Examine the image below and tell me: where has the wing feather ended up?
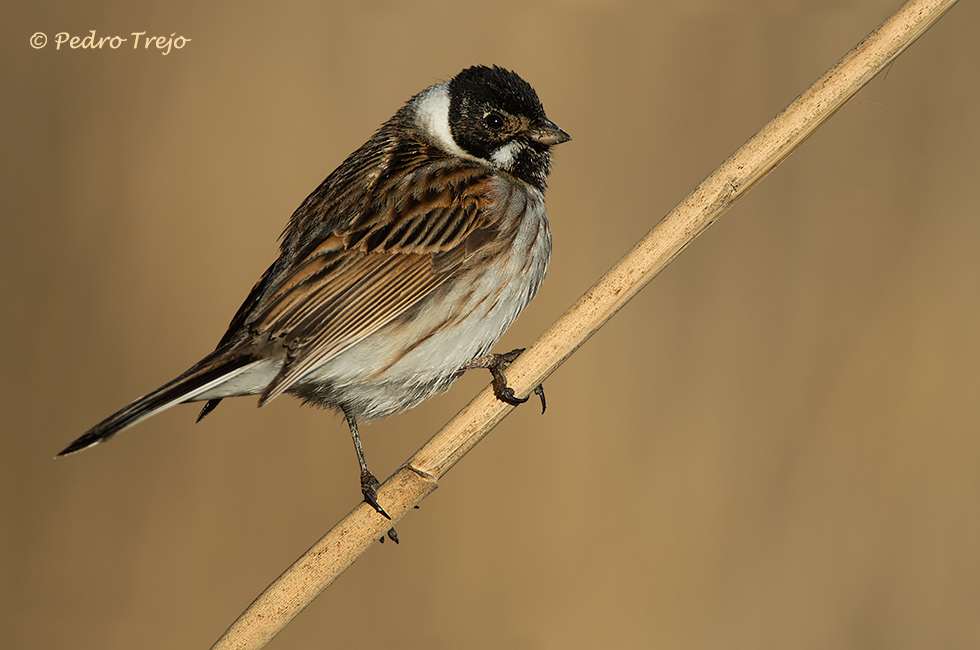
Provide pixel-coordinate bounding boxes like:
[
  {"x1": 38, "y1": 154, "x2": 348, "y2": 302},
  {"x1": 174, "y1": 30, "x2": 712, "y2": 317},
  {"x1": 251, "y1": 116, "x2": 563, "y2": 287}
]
[{"x1": 237, "y1": 135, "x2": 504, "y2": 404}]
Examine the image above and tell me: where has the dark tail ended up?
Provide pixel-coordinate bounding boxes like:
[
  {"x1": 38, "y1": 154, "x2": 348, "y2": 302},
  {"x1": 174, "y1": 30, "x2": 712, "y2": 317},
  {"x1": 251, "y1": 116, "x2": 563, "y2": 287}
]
[{"x1": 57, "y1": 350, "x2": 259, "y2": 457}]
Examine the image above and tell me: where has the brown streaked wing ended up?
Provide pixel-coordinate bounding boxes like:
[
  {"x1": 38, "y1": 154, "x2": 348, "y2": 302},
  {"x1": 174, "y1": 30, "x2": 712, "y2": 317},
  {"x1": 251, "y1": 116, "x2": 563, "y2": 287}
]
[{"x1": 252, "y1": 161, "x2": 500, "y2": 404}]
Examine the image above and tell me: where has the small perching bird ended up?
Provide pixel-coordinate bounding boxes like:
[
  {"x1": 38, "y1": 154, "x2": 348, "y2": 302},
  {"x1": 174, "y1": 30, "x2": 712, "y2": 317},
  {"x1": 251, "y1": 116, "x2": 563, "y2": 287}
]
[{"x1": 58, "y1": 65, "x2": 570, "y2": 535}]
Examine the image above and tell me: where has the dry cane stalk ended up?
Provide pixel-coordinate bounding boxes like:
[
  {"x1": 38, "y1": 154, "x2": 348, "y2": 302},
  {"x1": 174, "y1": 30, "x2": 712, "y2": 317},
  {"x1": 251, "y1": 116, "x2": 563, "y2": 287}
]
[{"x1": 210, "y1": 0, "x2": 959, "y2": 647}]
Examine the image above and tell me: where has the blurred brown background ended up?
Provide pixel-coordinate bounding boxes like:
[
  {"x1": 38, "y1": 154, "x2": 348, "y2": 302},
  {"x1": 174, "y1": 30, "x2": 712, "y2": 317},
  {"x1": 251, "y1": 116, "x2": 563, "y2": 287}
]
[{"x1": 4, "y1": 1, "x2": 978, "y2": 648}]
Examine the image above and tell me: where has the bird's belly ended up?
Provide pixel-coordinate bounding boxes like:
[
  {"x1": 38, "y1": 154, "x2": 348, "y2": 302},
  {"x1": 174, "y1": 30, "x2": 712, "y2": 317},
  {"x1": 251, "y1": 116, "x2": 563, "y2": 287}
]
[{"x1": 293, "y1": 208, "x2": 550, "y2": 420}]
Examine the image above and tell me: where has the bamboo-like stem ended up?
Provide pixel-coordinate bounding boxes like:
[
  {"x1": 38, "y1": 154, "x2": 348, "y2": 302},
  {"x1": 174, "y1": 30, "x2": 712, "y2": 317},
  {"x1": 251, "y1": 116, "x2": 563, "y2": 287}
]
[{"x1": 210, "y1": 0, "x2": 958, "y2": 647}]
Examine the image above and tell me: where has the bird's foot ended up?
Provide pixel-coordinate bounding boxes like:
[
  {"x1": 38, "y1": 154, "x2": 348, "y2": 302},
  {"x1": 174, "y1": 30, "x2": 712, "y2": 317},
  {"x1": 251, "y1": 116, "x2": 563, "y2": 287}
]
[{"x1": 461, "y1": 348, "x2": 546, "y2": 414}]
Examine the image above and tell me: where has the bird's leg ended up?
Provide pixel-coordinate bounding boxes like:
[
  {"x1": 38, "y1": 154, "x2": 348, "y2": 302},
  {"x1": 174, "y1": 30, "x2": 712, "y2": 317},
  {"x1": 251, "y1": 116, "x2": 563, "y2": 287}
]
[
  {"x1": 344, "y1": 410, "x2": 398, "y2": 543},
  {"x1": 461, "y1": 348, "x2": 546, "y2": 414}
]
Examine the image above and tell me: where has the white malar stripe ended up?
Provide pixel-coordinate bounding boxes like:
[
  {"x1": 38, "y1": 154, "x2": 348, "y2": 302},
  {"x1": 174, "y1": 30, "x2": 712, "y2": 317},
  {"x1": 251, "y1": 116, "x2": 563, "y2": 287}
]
[
  {"x1": 413, "y1": 83, "x2": 467, "y2": 157},
  {"x1": 490, "y1": 140, "x2": 522, "y2": 170}
]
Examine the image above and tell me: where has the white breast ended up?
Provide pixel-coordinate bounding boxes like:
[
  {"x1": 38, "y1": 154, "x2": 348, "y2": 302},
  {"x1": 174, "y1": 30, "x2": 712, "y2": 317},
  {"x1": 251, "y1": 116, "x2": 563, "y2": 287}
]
[{"x1": 303, "y1": 178, "x2": 551, "y2": 420}]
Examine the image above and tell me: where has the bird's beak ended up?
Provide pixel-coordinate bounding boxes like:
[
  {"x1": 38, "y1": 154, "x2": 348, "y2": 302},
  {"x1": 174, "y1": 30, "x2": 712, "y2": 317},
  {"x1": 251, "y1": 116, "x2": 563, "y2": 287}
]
[{"x1": 529, "y1": 118, "x2": 571, "y2": 146}]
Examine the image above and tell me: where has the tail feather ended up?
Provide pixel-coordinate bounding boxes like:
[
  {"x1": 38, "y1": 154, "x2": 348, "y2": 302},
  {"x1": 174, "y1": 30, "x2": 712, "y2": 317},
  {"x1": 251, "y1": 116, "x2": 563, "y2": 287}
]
[{"x1": 57, "y1": 351, "x2": 259, "y2": 457}]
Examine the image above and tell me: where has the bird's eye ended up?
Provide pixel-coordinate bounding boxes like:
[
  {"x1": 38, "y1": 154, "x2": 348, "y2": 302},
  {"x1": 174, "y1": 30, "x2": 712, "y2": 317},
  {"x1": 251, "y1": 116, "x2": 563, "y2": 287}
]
[{"x1": 484, "y1": 112, "x2": 504, "y2": 130}]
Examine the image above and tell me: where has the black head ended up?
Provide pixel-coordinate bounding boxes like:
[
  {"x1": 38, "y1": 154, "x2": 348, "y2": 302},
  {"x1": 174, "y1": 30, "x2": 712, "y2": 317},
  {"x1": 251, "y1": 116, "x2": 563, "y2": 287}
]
[{"x1": 447, "y1": 65, "x2": 569, "y2": 190}]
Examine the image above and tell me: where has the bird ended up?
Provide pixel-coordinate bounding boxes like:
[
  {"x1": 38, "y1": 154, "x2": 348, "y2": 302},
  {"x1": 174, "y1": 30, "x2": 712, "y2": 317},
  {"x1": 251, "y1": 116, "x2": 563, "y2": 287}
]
[{"x1": 57, "y1": 65, "x2": 570, "y2": 537}]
